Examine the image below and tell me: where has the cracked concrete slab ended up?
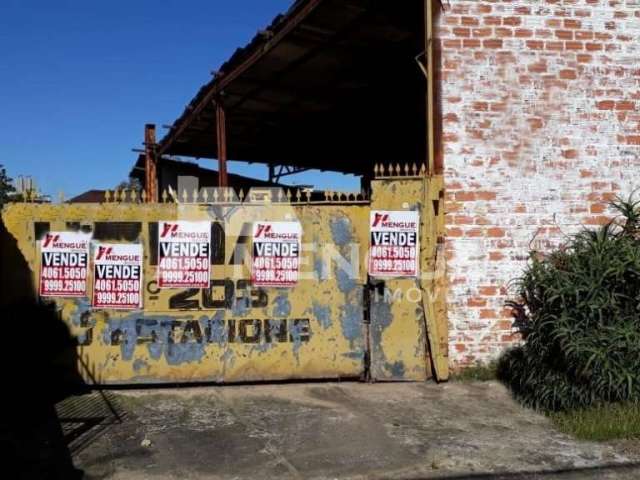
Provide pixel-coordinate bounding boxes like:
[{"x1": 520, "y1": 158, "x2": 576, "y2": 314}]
[{"x1": 74, "y1": 382, "x2": 640, "y2": 479}]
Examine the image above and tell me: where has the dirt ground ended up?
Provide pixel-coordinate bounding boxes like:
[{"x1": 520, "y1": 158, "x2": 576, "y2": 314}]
[{"x1": 65, "y1": 381, "x2": 640, "y2": 479}]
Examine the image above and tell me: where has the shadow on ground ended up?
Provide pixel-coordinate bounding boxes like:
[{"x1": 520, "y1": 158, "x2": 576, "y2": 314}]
[
  {"x1": 57, "y1": 390, "x2": 127, "y2": 456},
  {"x1": 0, "y1": 220, "x2": 126, "y2": 479}
]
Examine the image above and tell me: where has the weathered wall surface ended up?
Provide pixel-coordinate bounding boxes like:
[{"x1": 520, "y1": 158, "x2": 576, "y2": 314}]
[
  {"x1": 2, "y1": 202, "x2": 369, "y2": 384},
  {"x1": 438, "y1": 0, "x2": 640, "y2": 366},
  {"x1": 2, "y1": 174, "x2": 444, "y2": 385}
]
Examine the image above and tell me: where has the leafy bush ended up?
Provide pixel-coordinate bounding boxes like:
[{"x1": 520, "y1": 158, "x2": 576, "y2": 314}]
[{"x1": 498, "y1": 194, "x2": 640, "y2": 411}]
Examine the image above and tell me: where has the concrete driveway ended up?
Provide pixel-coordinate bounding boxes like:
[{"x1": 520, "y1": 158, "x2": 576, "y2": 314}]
[{"x1": 66, "y1": 382, "x2": 640, "y2": 479}]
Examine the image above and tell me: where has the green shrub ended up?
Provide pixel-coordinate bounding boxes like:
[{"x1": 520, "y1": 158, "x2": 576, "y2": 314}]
[{"x1": 498, "y1": 194, "x2": 640, "y2": 412}]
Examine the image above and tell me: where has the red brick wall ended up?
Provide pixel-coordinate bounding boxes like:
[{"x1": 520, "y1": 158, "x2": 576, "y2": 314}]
[{"x1": 438, "y1": 0, "x2": 640, "y2": 367}]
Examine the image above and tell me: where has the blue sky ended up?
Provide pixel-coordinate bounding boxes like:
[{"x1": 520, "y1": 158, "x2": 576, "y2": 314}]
[{"x1": 0, "y1": 0, "x2": 360, "y2": 198}]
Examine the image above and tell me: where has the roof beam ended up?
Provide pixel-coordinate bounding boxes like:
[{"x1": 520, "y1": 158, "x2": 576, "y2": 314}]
[
  {"x1": 159, "y1": 0, "x2": 326, "y2": 157},
  {"x1": 226, "y1": 7, "x2": 371, "y2": 114}
]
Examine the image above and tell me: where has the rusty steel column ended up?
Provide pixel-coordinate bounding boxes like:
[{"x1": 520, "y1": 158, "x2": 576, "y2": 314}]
[
  {"x1": 215, "y1": 101, "x2": 229, "y2": 188},
  {"x1": 426, "y1": 0, "x2": 436, "y2": 176},
  {"x1": 426, "y1": 0, "x2": 444, "y2": 175},
  {"x1": 144, "y1": 124, "x2": 158, "y2": 202}
]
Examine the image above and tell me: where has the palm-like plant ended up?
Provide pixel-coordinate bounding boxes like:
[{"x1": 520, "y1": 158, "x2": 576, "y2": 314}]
[{"x1": 499, "y1": 193, "x2": 640, "y2": 411}]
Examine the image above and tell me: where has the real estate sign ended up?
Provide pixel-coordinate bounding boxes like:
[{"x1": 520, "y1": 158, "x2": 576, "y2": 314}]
[{"x1": 369, "y1": 210, "x2": 419, "y2": 277}]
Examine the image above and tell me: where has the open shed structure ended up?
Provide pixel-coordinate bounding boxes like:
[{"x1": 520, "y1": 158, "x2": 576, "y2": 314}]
[{"x1": 143, "y1": 0, "x2": 442, "y2": 197}]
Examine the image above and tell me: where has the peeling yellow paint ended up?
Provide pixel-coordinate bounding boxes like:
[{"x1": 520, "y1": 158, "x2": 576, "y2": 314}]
[{"x1": 1, "y1": 177, "x2": 447, "y2": 385}]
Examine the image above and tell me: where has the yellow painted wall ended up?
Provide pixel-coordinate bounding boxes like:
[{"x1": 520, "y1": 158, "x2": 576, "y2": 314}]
[{"x1": 2, "y1": 177, "x2": 447, "y2": 385}]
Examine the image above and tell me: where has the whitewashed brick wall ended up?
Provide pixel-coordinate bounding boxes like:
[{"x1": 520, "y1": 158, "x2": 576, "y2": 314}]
[{"x1": 438, "y1": 0, "x2": 640, "y2": 367}]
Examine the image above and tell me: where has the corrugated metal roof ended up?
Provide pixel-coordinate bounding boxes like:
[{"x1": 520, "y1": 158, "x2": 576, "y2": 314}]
[{"x1": 157, "y1": 0, "x2": 426, "y2": 176}]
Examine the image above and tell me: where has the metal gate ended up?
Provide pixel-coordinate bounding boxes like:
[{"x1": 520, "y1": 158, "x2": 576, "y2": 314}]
[{"x1": 1, "y1": 167, "x2": 448, "y2": 384}]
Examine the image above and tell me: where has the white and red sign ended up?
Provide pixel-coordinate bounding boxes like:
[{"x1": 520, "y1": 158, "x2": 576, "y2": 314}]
[
  {"x1": 369, "y1": 211, "x2": 419, "y2": 277},
  {"x1": 252, "y1": 222, "x2": 301, "y2": 287},
  {"x1": 39, "y1": 232, "x2": 90, "y2": 297},
  {"x1": 158, "y1": 221, "x2": 211, "y2": 288},
  {"x1": 92, "y1": 243, "x2": 143, "y2": 309}
]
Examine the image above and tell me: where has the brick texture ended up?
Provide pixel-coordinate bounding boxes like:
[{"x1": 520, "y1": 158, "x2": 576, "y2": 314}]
[{"x1": 439, "y1": 0, "x2": 640, "y2": 367}]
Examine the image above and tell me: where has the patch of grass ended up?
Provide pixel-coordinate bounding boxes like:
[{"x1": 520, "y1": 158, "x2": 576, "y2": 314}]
[
  {"x1": 451, "y1": 361, "x2": 497, "y2": 382},
  {"x1": 549, "y1": 403, "x2": 640, "y2": 441}
]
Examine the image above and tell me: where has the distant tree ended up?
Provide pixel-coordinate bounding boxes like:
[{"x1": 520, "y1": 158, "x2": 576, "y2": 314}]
[
  {"x1": 0, "y1": 165, "x2": 15, "y2": 207},
  {"x1": 115, "y1": 177, "x2": 142, "y2": 192}
]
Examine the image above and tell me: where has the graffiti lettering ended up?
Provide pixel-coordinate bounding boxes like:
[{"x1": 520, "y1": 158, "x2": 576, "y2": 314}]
[
  {"x1": 146, "y1": 280, "x2": 161, "y2": 295},
  {"x1": 168, "y1": 288, "x2": 200, "y2": 310},
  {"x1": 77, "y1": 310, "x2": 93, "y2": 346},
  {"x1": 166, "y1": 279, "x2": 268, "y2": 310},
  {"x1": 107, "y1": 318, "x2": 311, "y2": 346}
]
